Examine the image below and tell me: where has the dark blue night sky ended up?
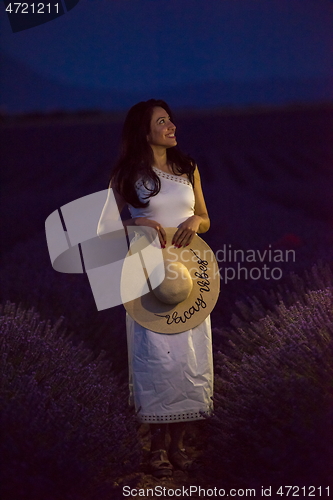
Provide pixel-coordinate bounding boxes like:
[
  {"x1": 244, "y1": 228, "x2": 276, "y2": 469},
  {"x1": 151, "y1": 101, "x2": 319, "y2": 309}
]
[{"x1": 0, "y1": 0, "x2": 332, "y2": 113}]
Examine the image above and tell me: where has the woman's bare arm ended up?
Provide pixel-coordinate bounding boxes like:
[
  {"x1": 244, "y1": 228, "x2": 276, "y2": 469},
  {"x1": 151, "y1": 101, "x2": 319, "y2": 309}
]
[
  {"x1": 171, "y1": 166, "x2": 210, "y2": 247},
  {"x1": 98, "y1": 181, "x2": 166, "y2": 246},
  {"x1": 97, "y1": 181, "x2": 131, "y2": 238},
  {"x1": 193, "y1": 166, "x2": 210, "y2": 233}
]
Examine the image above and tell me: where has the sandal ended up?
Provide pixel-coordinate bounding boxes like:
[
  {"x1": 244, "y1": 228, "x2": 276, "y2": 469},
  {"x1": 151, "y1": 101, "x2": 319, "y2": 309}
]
[
  {"x1": 169, "y1": 448, "x2": 193, "y2": 471},
  {"x1": 149, "y1": 449, "x2": 173, "y2": 478}
]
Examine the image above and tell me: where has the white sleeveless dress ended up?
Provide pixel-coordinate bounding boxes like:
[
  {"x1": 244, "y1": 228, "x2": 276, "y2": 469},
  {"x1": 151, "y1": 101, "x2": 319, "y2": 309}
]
[{"x1": 127, "y1": 166, "x2": 214, "y2": 423}]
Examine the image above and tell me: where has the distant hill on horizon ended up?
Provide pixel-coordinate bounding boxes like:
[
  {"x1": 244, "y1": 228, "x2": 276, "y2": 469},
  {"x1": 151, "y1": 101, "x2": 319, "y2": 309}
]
[{"x1": 1, "y1": 52, "x2": 332, "y2": 115}]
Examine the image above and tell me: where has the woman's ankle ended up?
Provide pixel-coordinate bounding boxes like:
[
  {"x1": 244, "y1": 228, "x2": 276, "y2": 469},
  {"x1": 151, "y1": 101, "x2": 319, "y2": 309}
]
[
  {"x1": 150, "y1": 424, "x2": 167, "y2": 452},
  {"x1": 169, "y1": 422, "x2": 185, "y2": 454}
]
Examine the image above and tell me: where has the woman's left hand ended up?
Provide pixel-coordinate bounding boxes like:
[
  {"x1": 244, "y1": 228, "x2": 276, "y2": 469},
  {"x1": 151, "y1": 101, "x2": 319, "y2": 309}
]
[{"x1": 172, "y1": 215, "x2": 203, "y2": 247}]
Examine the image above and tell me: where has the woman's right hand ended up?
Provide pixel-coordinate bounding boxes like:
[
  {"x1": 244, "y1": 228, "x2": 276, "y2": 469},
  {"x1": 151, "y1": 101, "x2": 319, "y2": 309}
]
[{"x1": 133, "y1": 217, "x2": 167, "y2": 248}]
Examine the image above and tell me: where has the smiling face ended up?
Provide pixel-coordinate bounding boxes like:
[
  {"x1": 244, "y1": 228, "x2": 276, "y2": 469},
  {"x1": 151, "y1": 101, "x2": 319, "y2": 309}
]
[{"x1": 147, "y1": 106, "x2": 177, "y2": 149}]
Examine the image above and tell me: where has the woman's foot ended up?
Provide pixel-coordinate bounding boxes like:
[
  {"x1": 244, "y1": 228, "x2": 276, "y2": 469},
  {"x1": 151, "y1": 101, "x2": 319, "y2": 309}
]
[
  {"x1": 149, "y1": 449, "x2": 173, "y2": 478},
  {"x1": 169, "y1": 447, "x2": 193, "y2": 471}
]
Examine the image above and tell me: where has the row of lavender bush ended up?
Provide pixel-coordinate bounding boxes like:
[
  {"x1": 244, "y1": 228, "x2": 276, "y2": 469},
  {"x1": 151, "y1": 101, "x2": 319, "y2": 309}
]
[
  {"x1": 0, "y1": 232, "x2": 129, "y2": 372},
  {"x1": 204, "y1": 262, "x2": 333, "y2": 489},
  {"x1": 0, "y1": 302, "x2": 141, "y2": 500},
  {"x1": 1, "y1": 232, "x2": 333, "y2": 494},
  {"x1": 1, "y1": 230, "x2": 328, "y2": 373}
]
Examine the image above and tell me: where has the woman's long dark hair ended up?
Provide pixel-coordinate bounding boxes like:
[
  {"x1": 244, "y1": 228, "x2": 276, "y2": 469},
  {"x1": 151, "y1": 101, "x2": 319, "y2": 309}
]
[{"x1": 110, "y1": 99, "x2": 196, "y2": 208}]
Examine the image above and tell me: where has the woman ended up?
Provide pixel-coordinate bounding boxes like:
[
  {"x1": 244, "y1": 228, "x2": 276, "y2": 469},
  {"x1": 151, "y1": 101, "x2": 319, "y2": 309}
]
[{"x1": 101, "y1": 99, "x2": 213, "y2": 478}]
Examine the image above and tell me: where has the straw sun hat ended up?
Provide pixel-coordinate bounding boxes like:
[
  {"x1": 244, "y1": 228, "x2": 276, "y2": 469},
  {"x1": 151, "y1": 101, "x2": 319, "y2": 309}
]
[{"x1": 121, "y1": 227, "x2": 220, "y2": 334}]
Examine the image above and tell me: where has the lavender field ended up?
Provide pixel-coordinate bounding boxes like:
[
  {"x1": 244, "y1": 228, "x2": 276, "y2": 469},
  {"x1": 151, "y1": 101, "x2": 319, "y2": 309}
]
[
  {"x1": 1, "y1": 104, "x2": 332, "y2": 329},
  {"x1": 1, "y1": 104, "x2": 333, "y2": 497}
]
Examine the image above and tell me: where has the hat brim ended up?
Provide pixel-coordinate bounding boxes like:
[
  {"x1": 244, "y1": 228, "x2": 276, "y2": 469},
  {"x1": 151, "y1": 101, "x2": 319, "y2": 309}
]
[{"x1": 122, "y1": 227, "x2": 220, "y2": 334}]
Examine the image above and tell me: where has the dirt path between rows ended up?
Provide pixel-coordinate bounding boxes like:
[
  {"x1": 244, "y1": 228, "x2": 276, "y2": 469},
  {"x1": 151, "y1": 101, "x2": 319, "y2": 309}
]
[{"x1": 115, "y1": 422, "x2": 214, "y2": 499}]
